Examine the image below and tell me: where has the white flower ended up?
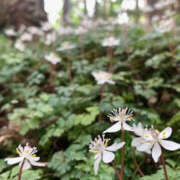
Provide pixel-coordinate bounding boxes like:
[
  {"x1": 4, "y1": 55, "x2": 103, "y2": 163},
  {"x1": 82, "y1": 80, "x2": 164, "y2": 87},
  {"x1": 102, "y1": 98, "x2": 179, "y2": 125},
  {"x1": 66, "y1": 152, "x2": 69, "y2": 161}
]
[
  {"x1": 104, "y1": 108, "x2": 134, "y2": 133},
  {"x1": 92, "y1": 71, "x2": 115, "y2": 85},
  {"x1": 102, "y1": 37, "x2": 120, "y2": 47},
  {"x1": 134, "y1": 126, "x2": 180, "y2": 163},
  {"x1": 28, "y1": 26, "x2": 44, "y2": 36},
  {"x1": 20, "y1": 32, "x2": 33, "y2": 42},
  {"x1": 5, "y1": 28, "x2": 17, "y2": 37},
  {"x1": 14, "y1": 40, "x2": 25, "y2": 52},
  {"x1": 44, "y1": 32, "x2": 57, "y2": 45},
  {"x1": 5, "y1": 143, "x2": 46, "y2": 170},
  {"x1": 131, "y1": 123, "x2": 152, "y2": 154},
  {"x1": 45, "y1": 53, "x2": 61, "y2": 65},
  {"x1": 57, "y1": 41, "x2": 76, "y2": 51},
  {"x1": 89, "y1": 135, "x2": 125, "y2": 175},
  {"x1": 41, "y1": 22, "x2": 53, "y2": 32},
  {"x1": 153, "y1": 19, "x2": 174, "y2": 33}
]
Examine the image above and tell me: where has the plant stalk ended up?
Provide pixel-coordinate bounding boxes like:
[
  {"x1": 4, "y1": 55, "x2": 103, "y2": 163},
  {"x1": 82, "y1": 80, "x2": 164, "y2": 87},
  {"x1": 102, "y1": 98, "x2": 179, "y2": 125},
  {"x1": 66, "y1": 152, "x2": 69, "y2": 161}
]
[
  {"x1": 111, "y1": 162, "x2": 121, "y2": 180},
  {"x1": 132, "y1": 147, "x2": 144, "y2": 177},
  {"x1": 108, "y1": 46, "x2": 113, "y2": 73},
  {"x1": 161, "y1": 153, "x2": 168, "y2": 180},
  {"x1": 120, "y1": 125, "x2": 125, "y2": 179},
  {"x1": 18, "y1": 158, "x2": 25, "y2": 180}
]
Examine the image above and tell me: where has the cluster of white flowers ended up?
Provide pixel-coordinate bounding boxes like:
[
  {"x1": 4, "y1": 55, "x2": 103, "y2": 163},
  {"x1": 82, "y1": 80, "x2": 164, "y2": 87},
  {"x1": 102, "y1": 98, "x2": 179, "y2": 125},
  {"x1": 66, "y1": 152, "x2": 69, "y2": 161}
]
[
  {"x1": 132, "y1": 123, "x2": 180, "y2": 162},
  {"x1": 102, "y1": 36, "x2": 120, "y2": 47},
  {"x1": 89, "y1": 107, "x2": 180, "y2": 175},
  {"x1": 44, "y1": 53, "x2": 61, "y2": 65},
  {"x1": 89, "y1": 135, "x2": 125, "y2": 174},
  {"x1": 5, "y1": 143, "x2": 46, "y2": 170},
  {"x1": 92, "y1": 71, "x2": 115, "y2": 85}
]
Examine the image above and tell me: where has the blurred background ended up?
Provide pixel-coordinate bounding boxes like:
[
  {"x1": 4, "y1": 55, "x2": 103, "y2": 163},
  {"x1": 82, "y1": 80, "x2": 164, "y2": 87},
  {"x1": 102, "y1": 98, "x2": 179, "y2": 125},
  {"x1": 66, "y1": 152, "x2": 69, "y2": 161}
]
[{"x1": 0, "y1": 0, "x2": 180, "y2": 180}]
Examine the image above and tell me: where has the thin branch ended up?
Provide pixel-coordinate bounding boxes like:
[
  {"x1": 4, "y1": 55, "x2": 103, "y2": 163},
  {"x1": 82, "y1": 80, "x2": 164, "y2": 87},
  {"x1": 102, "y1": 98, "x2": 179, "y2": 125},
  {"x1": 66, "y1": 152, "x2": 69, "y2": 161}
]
[
  {"x1": 120, "y1": 125, "x2": 125, "y2": 179},
  {"x1": 132, "y1": 147, "x2": 144, "y2": 177},
  {"x1": 18, "y1": 158, "x2": 25, "y2": 180},
  {"x1": 160, "y1": 153, "x2": 168, "y2": 180}
]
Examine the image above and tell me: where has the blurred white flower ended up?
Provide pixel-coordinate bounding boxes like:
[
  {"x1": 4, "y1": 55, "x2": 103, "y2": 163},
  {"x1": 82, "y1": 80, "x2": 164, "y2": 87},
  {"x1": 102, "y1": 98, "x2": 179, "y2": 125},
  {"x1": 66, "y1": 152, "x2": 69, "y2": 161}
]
[
  {"x1": 104, "y1": 108, "x2": 134, "y2": 133},
  {"x1": 89, "y1": 135, "x2": 125, "y2": 175},
  {"x1": 44, "y1": 32, "x2": 57, "y2": 45},
  {"x1": 28, "y1": 26, "x2": 44, "y2": 36},
  {"x1": 92, "y1": 71, "x2": 115, "y2": 85},
  {"x1": 41, "y1": 21, "x2": 53, "y2": 32},
  {"x1": 102, "y1": 37, "x2": 120, "y2": 47},
  {"x1": 131, "y1": 123, "x2": 152, "y2": 154},
  {"x1": 45, "y1": 53, "x2": 61, "y2": 65},
  {"x1": 57, "y1": 26, "x2": 74, "y2": 35},
  {"x1": 57, "y1": 41, "x2": 76, "y2": 51},
  {"x1": 5, "y1": 28, "x2": 17, "y2": 37},
  {"x1": 20, "y1": 32, "x2": 33, "y2": 42},
  {"x1": 14, "y1": 40, "x2": 25, "y2": 52},
  {"x1": 75, "y1": 26, "x2": 88, "y2": 35},
  {"x1": 5, "y1": 143, "x2": 46, "y2": 170},
  {"x1": 134, "y1": 126, "x2": 180, "y2": 163},
  {"x1": 155, "y1": 0, "x2": 175, "y2": 10},
  {"x1": 154, "y1": 19, "x2": 174, "y2": 33}
]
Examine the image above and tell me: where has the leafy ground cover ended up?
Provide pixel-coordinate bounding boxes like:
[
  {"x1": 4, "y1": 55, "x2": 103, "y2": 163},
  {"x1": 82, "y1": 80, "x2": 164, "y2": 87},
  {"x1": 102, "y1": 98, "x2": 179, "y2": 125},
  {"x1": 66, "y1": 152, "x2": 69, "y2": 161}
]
[{"x1": 0, "y1": 24, "x2": 180, "y2": 179}]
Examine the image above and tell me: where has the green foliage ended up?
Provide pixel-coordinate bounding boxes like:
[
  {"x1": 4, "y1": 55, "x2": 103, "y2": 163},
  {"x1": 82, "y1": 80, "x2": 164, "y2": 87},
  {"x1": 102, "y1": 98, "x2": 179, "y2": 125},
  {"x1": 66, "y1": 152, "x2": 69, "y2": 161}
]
[{"x1": 0, "y1": 23, "x2": 180, "y2": 180}]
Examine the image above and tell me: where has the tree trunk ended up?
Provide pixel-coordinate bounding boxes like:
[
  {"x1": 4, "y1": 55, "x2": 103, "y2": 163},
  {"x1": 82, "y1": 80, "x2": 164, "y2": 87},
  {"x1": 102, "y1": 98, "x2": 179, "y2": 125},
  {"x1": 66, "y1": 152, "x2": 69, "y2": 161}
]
[
  {"x1": 0, "y1": 0, "x2": 47, "y2": 29},
  {"x1": 62, "y1": 0, "x2": 70, "y2": 25},
  {"x1": 84, "y1": 0, "x2": 87, "y2": 16}
]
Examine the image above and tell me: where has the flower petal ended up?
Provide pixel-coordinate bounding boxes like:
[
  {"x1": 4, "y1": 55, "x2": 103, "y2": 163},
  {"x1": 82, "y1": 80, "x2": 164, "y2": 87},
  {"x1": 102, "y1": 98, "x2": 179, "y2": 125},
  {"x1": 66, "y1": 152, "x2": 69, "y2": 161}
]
[
  {"x1": 133, "y1": 123, "x2": 144, "y2": 136},
  {"x1": 102, "y1": 150, "x2": 115, "y2": 163},
  {"x1": 30, "y1": 160, "x2": 47, "y2": 167},
  {"x1": 94, "y1": 154, "x2": 101, "y2": 175},
  {"x1": 159, "y1": 127, "x2": 172, "y2": 140},
  {"x1": 160, "y1": 140, "x2": 180, "y2": 151},
  {"x1": 5, "y1": 157, "x2": 23, "y2": 165},
  {"x1": 20, "y1": 159, "x2": 31, "y2": 170},
  {"x1": 123, "y1": 122, "x2": 133, "y2": 131},
  {"x1": 137, "y1": 142, "x2": 153, "y2": 152},
  {"x1": 152, "y1": 142, "x2": 162, "y2": 163},
  {"x1": 131, "y1": 137, "x2": 145, "y2": 147},
  {"x1": 105, "y1": 142, "x2": 125, "y2": 151},
  {"x1": 143, "y1": 131, "x2": 154, "y2": 141},
  {"x1": 103, "y1": 122, "x2": 121, "y2": 134}
]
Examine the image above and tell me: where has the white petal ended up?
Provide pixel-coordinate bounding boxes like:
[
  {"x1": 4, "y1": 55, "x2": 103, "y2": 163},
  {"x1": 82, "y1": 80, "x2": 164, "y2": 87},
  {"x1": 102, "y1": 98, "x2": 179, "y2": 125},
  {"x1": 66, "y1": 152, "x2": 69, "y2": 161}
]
[
  {"x1": 133, "y1": 123, "x2": 144, "y2": 136},
  {"x1": 131, "y1": 137, "x2": 145, "y2": 147},
  {"x1": 102, "y1": 150, "x2": 115, "y2": 163},
  {"x1": 94, "y1": 154, "x2": 101, "y2": 175},
  {"x1": 5, "y1": 157, "x2": 23, "y2": 165},
  {"x1": 30, "y1": 160, "x2": 47, "y2": 167},
  {"x1": 160, "y1": 140, "x2": 180, "y2": 151},
  {"x1": 123, "y1": 122, "x2": 133, "y2": 131},
  {"x1": 159, "y1": 127, "x2": 172, "y2": 139},
  {"x1": 31, "y1": 156, "x2": 40, "y2": 162},
  {"x1": 152, "y1": 142, "x2": 162, "y2": 163},
  {"x1": 19, "y1": 159, "x2": 31, "y2": 170},
  {"x1": 137, "y1": 142, "x2": 153, "y2": 152},
  {"x1": 143, "y1": 132, "x2": 154, "y2": 141},
  {"x1": 103, "y1": 122, "x2": 121, "y2": 134},
  {"x1": 105, "y1": 142, "x2": 125, "y2": 151},
  {"x1": 107, "y1": 80, "x2": 115, "y2": 84}
]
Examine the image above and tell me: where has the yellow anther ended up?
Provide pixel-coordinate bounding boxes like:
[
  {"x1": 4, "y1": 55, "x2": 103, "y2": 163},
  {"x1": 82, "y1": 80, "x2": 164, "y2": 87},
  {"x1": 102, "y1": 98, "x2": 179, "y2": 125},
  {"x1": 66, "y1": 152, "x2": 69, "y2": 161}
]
[
  {"x1": 145, "y1": 135, "x2": 149, "y2": 139},
  {"x1": 32, "y1": 154, "x2": 36, "y2": 157},
  {"x1": 110, "y1": 117, "x2": 114, "y2": 122},
  {"x1": 150, "y1": 141, "x2": 154, "y2": 145},
  {"x1": 128, "y1": 116, "x2": 133, "y2": 121},
  {"x1": 162, "y1": 132, "x2": 166, "y2": 136},
  {"x1": 16, "y1": 148, "x2": 22, "y2": 157},
  {"x1": 104, "y1": 138, "x2": 110, "y2": 147}
]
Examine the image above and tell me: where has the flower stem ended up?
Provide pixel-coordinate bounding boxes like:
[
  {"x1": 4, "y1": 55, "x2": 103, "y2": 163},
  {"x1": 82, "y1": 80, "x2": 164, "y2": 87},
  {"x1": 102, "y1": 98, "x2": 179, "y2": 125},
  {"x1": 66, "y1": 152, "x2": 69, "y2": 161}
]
[
  {"x1": 111, "y1": 162, "x2": 121, "y2": 180},
  {"x1": 132, "y1": 147, "x2": 144, "y2": 177},
  {"x1": 18, "y1": 158, "x2": 25, "y2": 180},
  {"x1": 107, "y1": 46, "x2": 113, "y2": 73},
  {"x1": 98, "y1": 84, "x2": 104, "y2": 122},
  {"x1": 160, "y1": 153, "x2": 168, "y2": 180},
  {"x1": 120, "y1": 125, "x2": 125, "y2": 179}
]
